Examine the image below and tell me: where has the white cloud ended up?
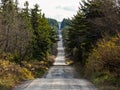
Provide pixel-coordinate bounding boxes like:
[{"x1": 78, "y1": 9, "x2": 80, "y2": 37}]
[{"x1": 18, "y1": 0, "x2": 80, "y2": 21}]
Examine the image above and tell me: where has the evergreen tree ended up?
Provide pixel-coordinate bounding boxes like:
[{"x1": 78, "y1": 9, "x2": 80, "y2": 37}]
[
  {"x1": 47, "y1": 18, "x2": 58, "y2": 30},
  {"x1": 64, "y1": 0, "x2": 120, "y2": 64},
  {"x1": 61, "y1": 18, "x2": 71, "y2": 29},
  {"x1": 31, "y1": 4, "x2": 53, "y2": 60},
  {"x1": 47, "y1": 18, "x2": 59, "y2": 55},
  {"x1": 47, "y1": 18, "x2": 59, "y2": 41}
]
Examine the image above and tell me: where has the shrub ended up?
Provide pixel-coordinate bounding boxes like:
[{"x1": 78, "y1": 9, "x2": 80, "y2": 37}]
[
  {"x1": 0, "y1": 60, "x2": 34, "y2": 89},
  {"x1": 22, "y1": 55, "x2": 55, "y2": 77},
  {"x1": 20, "y1": 68, "x2": 34, "y2": 80},
  {"x1": 0, "y1": 53, "x2": 55, "y2": 89},
  {"x1": 85, "y1": 36, "x2": 120, "y2": 84}
]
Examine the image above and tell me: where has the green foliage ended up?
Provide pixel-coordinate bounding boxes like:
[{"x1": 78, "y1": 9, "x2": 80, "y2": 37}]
[
  {"x1": 0, "y1": 54, "x2": 55, "y2": 89},
  {"x1": 46, "y1": 18, "x2": 58, "y2": 55},
  {"x1": 64, "y1": 11, "x2": 94, "y2": 64},
  {"x1": 0, "y1": 59, "x2": 34, "y2": 90},
  {"x1": 0, "y1": 1, "x2": 56, "y2": 62},
  {"x1": 62, "y1": 0, "x2": 120, "y2": 88},
  {"x1": 86, "y1": 36, "x2": 120, "y2": 77},
  {"x1": 62, "y1": 26, "x2": 70, "y2": 46},
  {"x1": 22, "y1": 55, "x2": 55, "y2": 77},
  {"x1": 31, "y1": 4, "x2": 55, "y2": 60},
  {"x1": 47, "y1": 18, "x2": 58, "y2": 30},
  {"x1": 0, "y1": 1, "x2": 57, "y2": 89},
  {"x1": 63, "y1": 0, "x2": 120, "y2": 64},
  {"x1": 61, "y1": 18, "x2": 71, "y2": 29},
  {"x1": 0, "y1": 0, "x2": 33, "y2": 63},
  {"x1": 85, "y1": 36, "x2": 120, "y2": 88},
  {"x1": 47, "y1": 18, "x2": 59, "y2": 41}
]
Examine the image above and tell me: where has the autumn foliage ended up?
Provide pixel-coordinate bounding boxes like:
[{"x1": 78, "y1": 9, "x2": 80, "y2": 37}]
[{"x1": 86, "y1": 36, "x2": 120, "y2": 83}]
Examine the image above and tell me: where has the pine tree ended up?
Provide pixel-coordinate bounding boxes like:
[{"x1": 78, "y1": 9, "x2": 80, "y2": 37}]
[
  {"x1": 31, "y1": 4, "x2": 53, "y2": 60},
  {"x1": 65, "y1": 0, "x2": 120, "y2": 64}
]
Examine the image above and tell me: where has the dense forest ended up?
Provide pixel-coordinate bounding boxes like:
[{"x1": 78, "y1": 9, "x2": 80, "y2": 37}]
[
  {"x1": 62, "y1": 0, "x2": 120, "y2": 89},
  {"x1": 0, "y1": 0, "x2": 120, "y2": 90},
  {"x1": 0, "y1": 0, "x2": 58, "y2": 89}
]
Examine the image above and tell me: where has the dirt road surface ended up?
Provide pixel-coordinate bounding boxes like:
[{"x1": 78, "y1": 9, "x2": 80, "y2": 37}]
[{"x1": 14, "y1": 30, "x2": 97, "y2": 90}]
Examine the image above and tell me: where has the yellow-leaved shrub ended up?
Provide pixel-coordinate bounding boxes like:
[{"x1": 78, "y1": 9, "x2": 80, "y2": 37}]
[
  {"x1": 0, "y1": 54, "x2": 55, "y2": 89},
  {"x1": 0, "y1": 60, "x2": 34, "y2": 89},
  {"x1": 20, "y1": 68, "x2": 34, "y2": 80},
  {"x1": 85, "y1": 36, "x2": 120, "y2": 84}
]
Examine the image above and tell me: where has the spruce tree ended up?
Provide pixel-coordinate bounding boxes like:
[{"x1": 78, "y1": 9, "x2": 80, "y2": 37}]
[{"x1": 31, "y1": 4, "x2": 53, "y2": 60}]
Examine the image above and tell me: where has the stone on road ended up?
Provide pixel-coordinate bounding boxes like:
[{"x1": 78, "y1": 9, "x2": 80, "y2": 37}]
[{"x1": 13, "y1": 30, "x2": 97, "y2": 90}]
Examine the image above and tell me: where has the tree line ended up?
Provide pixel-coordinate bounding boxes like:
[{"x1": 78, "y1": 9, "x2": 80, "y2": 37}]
[
  {"x1": 0, "y1": 0, "x2": 58, "y2": 63},
  {"x1": 62, "y1": 0, "x2": 120, "y2": 88}
]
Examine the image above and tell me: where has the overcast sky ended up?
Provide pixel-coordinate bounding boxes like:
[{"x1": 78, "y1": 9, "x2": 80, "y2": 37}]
[{"x1": 18, "y1": 0, "x2": 80, "y2": 21}]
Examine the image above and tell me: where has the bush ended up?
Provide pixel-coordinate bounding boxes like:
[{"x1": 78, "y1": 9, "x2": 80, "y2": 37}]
[
  {"x1": 85, "y1": 36, "x2": 120, "y2": 85},
  {"x1": 22, "y1": 55, "x2": 55, "y2": 77},
  {"x1": 0, "y1": 59, "x2": 34, "y2": 90},
  {"x1": 20, "y1": 68, "x2": 34, "y2": 80},
  {"x1": 0, "y1": 53, "x2": 55, "y2": 89}
]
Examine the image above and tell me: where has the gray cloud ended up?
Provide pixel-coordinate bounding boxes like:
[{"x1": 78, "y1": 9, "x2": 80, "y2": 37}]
[
  {"x1": 56, "y1": 6, "x2": 75, "y2": 12},
  {"x1": 63, "y1": 6, "x2": 75, "y2": 11},
  {"x1": 56, "y1": 5, "x2": 62, "y2": 9}
]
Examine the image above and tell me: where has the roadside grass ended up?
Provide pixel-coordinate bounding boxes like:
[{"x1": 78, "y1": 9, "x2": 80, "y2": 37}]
[
  {"x1": 93, "y1": 73, "x2": 120, "y2": 90},
  {"x1": 73, "y1": 62, "x2": 120, "y2": 90}
]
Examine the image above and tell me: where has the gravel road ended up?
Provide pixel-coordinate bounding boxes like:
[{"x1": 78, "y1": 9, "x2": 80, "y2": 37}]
[{"x1": 13, "y1": 30, "x2": 97, "y2": 90}]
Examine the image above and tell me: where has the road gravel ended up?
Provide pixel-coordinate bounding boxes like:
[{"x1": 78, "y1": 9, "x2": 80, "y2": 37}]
[{"x1": 13, "y1": 30, "x2": 97, "y2": 90}]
